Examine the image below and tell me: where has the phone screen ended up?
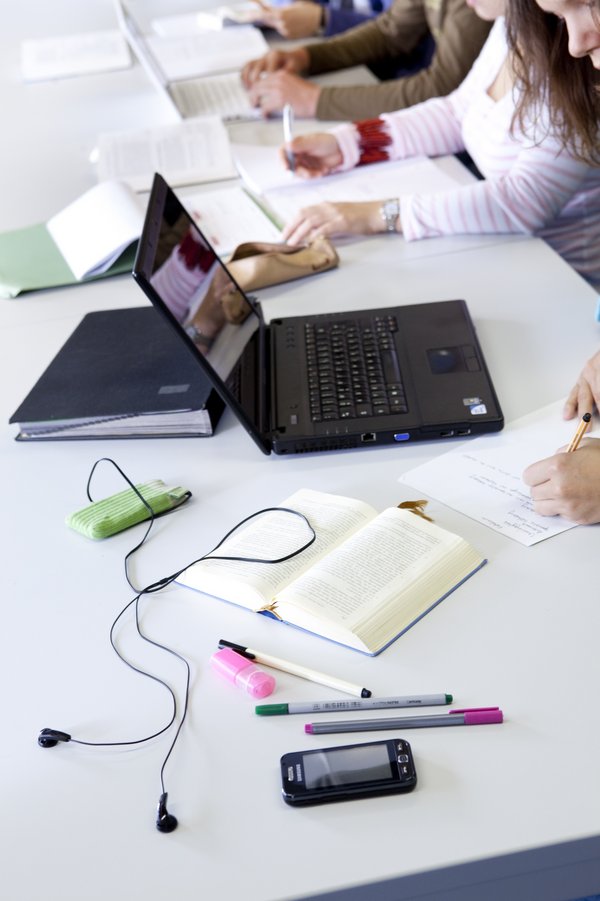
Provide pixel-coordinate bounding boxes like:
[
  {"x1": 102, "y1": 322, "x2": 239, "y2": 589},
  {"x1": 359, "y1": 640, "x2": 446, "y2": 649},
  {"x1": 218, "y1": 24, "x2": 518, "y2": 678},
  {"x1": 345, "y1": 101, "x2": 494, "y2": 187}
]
[{"x1": 302, "y1": 743, "x2": 394, "y2": 789}]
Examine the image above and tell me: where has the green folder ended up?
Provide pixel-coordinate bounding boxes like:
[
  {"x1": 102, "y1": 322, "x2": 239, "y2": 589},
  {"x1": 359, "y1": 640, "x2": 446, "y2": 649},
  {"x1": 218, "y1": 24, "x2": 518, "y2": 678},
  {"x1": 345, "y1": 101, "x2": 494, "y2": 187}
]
[{"x1": 0, "y1": 222, "x2": 137, "y2": 298}]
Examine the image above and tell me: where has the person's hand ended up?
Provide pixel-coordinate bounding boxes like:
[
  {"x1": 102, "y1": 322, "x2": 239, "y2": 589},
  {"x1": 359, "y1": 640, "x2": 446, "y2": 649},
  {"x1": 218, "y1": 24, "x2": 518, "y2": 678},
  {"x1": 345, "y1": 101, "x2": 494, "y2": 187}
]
[
  {"x1": 247, "y1": 70, "x2": 320, "y2": 117},
  {"x1": 282, "y1": 200, "x2": 387, "y2": 244},
  {"x1": 241, "y1": 47, "x2": 309, "y2": 88},
  {"x1": 279, "y1": 132, "x2": 343, "y2": 177},
  {"x1": 563, "y1": 349, "x2": 600, "y2": 420},
  {"x1": 522, "y1": 438, "x2": 600, "y2": 524},
  {"x1": 256, "y1": 1, "x2": 324, "y2": 38}
]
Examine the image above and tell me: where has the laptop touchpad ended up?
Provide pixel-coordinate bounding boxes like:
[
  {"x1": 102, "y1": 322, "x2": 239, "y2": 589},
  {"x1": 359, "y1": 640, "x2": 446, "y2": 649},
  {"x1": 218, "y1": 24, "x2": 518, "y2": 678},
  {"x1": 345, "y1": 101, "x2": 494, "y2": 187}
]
[{"x1": 427, "y1": 345, "x2": 481, "y2": 375}]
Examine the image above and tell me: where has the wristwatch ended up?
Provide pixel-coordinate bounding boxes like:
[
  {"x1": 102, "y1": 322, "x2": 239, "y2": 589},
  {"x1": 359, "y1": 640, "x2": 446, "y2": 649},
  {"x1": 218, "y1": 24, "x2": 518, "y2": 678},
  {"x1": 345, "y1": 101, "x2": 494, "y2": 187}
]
[{"x1": 380, "y1": 197, "x2": 400, "y2": 233}]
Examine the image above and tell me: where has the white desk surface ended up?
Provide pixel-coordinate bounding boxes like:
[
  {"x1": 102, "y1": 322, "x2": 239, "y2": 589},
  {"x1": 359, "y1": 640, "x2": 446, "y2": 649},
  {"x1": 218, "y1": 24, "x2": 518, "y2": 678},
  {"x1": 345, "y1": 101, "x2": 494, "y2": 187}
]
[{"x1": 2, "y1": 3, "x2": 600, "y2": 901}]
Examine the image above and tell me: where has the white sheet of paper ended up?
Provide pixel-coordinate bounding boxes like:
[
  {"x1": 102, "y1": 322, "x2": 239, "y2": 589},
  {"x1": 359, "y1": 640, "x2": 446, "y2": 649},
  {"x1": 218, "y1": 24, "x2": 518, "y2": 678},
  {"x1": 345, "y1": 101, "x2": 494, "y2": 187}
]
[
  {"x1": 180, "y1": 186, "x2": 281, "y2": 256},
  {"x1": 232, "y1": 147, "x2": 464, "y2": 220},
  {"x1": 21, "y1": 30, "x2": 131, "y2": 81},
  {"x1": 151, "y1": 5, "x2": 264, "y2": 35},
  {"x1": 95, "y1": 117, "x2": 237, "y2": 192},
  {"x1": 46, "y1": 181, "x2": 143, "y2": 280},
  {"x1": 145, "y1": 26, "x2": 268, "y2": 80},
  {"x1": 398, "y1": 401, "x2": 599, "y2": 546}
]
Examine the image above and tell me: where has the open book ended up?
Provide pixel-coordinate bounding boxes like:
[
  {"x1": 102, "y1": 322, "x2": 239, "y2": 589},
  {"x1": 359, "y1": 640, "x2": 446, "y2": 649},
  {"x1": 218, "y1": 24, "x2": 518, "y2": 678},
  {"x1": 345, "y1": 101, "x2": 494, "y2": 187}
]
[
  {"x1": 20, "y1": 29, "x2": 131, "y2": 82},
  {"x1": 151, "y1": 4, "x2": 266, "y2": 35},
  {"x1": 178, "y1": 489, "x2": 486, "y2": 655},
  {"x1": 231, "y1": 149, "x2": 469, "y2": 229},
  {"x1": 95, "y1": 117, "x2": 238, "y2": 192},
  {"x1": 144, "y1": 25, "x2": 268, "y2": 80}
]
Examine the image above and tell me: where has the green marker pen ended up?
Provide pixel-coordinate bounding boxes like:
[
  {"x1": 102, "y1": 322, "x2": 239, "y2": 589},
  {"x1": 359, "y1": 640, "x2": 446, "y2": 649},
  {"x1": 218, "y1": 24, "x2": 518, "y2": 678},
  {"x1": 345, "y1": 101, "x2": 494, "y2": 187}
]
[{"x1": 256, "y1": 693, "x2": 453, "y2": 715}]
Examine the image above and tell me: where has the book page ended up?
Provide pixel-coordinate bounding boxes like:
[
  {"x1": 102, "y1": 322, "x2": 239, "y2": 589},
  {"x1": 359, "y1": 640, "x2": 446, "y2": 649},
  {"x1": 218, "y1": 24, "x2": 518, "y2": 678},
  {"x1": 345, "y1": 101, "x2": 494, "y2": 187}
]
[
  {"x1": 276, "y1": 508, "x2": 466, "y2": 630},
  {"x1": 398, "y1": 400, "x2": 600, "y2": 546},
  {"x1": 183, "y1": 186, "x2": 281, "y2": 256},
  {"x1": 145, "y1": 27, "x2": 268, "y2": 80},
  {"x1": 21, "y1": 30, "x2": 131, "y2": 82},
  {"x1": 177, "y1": 489, "x2": 376, "y2": 608},
  {"x1": 232, "y1": 147, "x2": 462, "y2": 207},
  {"x1": 151, "y1": 5, "x2": 264, "y2": 35},
  {"x1": 46, "y1": 180, "x2": 143, "y2": 280},
  {"x1": 95, "y1": 118, "x2": 237, "y2": 192}
]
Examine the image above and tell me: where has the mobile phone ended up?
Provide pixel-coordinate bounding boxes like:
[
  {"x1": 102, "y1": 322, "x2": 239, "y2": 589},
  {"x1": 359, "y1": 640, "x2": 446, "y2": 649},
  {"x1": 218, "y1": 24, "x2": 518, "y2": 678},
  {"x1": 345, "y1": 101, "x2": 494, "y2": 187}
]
[{"x1": 280, "y1": 738, "x2": 417, "y2": 806}]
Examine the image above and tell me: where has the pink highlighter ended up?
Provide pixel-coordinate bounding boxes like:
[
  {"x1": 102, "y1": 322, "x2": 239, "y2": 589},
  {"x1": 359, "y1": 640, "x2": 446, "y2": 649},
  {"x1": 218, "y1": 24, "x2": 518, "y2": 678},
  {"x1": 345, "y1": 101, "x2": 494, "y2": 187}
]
[{"x1": 210, "y1": 647, "x2": 276, "y2": 699}]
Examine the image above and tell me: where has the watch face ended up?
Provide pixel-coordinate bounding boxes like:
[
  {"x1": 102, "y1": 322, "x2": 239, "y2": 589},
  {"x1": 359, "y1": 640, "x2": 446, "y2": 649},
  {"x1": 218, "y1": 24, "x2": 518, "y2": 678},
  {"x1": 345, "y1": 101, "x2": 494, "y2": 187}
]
[{"x1": 382, "y1": 199, "x2": 399, "y2": 230}]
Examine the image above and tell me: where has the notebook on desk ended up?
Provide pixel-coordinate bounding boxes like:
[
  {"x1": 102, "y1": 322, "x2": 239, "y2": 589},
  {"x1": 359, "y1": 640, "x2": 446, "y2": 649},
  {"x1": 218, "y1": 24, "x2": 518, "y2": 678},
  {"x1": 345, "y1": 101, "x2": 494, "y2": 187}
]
[
  {"x1": 113, "y1": 0, "x2": 261, "y2": 122},
  {"x1": 9, "y1": 306, "x2": 224, "y2": 440},
  {"x1": 132, "y1": 174, "x2": 504, "y2": 455}
]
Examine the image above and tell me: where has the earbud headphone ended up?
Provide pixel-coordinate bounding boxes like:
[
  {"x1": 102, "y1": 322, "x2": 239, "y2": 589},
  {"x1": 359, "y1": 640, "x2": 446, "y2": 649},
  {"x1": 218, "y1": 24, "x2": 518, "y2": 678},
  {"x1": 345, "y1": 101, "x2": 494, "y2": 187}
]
[
  {"x1": 37, "y1": 458, "x2": 317, "y2": 833},
  {"x1": 38, "y1": 729, "x2": 71, "y2": 748},
  {"x1": 156, "y1": 793, "x2": 178, "y2": 833},
  {"x1": 38, "y1": 730, "x2": 179, "y2": 831}
]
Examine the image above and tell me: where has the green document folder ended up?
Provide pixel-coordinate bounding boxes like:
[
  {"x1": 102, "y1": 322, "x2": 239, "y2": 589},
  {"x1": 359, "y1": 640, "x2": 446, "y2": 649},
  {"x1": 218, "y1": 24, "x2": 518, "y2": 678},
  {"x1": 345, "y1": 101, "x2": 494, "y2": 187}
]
[{"x1": 0, "y1": 222, "x2": 137, "y2": 298}]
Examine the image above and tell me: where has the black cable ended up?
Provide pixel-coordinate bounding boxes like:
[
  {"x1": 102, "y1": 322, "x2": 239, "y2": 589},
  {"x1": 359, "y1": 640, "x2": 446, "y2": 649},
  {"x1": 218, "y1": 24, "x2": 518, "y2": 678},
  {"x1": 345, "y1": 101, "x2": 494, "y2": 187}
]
[{"x1": 61, "y1": 458, "x2": 317, "y2": 804}]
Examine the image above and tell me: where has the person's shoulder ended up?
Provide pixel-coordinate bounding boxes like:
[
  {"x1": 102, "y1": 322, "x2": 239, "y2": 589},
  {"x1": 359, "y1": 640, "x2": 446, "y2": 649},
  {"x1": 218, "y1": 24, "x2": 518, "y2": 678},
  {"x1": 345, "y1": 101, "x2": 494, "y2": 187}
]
[
  {"x1": 424, "y1": 0, "x2": 492, "y2": 30},
  {"x1": 484, "y1": 16, "x2": 508, "y2": 51}
]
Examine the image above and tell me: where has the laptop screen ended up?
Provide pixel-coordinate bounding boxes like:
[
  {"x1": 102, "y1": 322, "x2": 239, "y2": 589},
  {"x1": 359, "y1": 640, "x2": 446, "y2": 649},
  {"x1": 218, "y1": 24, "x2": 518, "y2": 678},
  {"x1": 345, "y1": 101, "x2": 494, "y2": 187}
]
[
  {"x1": 133, "y1": 174, "x2": 269, "y2": 452},
  {"x1": 114, "y1": 0, "x2": 169, "y2": 89}
]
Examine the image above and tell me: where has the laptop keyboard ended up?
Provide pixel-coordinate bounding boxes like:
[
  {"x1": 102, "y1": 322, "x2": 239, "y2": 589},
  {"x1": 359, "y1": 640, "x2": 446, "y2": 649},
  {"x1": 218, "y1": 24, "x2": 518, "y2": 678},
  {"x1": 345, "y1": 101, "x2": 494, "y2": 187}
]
[
  {"x1": 305, "y1": 315, "x2": 408, "y2": 422},
  {"x1": 173, "y1": 73, "x2": 258, "y2": 120}
]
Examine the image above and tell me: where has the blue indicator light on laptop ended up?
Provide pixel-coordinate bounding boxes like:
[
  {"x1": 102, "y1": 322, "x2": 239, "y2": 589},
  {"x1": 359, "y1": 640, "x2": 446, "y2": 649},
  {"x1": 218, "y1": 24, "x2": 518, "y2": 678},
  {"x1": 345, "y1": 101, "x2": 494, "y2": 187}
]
[{"x1": 393, "y1": 433, "x2": 411, "y2": 442}]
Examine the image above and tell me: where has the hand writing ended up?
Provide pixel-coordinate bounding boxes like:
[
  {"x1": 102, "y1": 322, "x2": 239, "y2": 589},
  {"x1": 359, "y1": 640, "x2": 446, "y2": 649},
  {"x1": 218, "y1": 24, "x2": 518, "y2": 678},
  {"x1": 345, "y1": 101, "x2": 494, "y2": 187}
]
[{"x1": 523, "y1": 438, "x2": 600, "y2": 524}]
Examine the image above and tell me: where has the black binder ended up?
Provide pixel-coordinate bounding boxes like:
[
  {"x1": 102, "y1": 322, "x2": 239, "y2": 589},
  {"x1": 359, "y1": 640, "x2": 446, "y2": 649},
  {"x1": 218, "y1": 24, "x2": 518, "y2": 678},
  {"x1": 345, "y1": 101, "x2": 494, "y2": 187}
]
[{"x1": 9, "y1": 306, "x2": 224, "y2": 440}]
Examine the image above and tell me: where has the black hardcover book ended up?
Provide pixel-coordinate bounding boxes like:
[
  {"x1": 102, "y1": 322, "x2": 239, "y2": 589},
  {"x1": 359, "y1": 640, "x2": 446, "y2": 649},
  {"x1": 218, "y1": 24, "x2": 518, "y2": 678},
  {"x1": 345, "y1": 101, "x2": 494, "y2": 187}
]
[{"x1": 9, "y1": 306, "x2": 224, "y2": 439}]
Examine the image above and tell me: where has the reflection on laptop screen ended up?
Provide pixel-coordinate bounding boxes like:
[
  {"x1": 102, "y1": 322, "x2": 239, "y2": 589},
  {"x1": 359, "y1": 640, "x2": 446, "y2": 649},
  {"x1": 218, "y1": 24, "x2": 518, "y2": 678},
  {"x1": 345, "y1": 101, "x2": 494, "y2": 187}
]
[{"x1": 146, "y1": 187, "x2": 259, "y2": 383}]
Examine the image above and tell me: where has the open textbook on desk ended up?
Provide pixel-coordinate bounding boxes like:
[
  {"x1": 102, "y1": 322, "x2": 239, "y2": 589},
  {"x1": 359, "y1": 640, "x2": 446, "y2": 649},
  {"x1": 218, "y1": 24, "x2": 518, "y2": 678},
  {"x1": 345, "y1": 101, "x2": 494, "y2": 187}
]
[
  {"x1": 232, "y1": 149, "x2": 470, "y2": 227},
  {"x1": 177, "y1": 489, "x2": 485, "y2": 655}
]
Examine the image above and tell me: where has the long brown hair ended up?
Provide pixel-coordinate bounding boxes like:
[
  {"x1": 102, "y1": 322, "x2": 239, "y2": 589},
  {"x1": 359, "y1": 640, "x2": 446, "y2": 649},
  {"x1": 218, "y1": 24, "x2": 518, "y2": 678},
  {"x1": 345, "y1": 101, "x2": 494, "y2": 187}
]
[{"x1": 506, "y1": 0, "x2": 600, "y2": 162}]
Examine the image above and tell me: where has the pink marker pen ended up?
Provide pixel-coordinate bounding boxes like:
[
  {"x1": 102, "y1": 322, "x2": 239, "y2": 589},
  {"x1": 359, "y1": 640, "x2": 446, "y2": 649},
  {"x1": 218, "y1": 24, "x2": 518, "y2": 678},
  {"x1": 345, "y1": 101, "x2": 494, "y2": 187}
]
[
  {"x1": 210, "y1": 647, "x2": 276, "y2": 699},
  {"x1": 304, "y1": 706, "x2": 504, "y2": 735}
]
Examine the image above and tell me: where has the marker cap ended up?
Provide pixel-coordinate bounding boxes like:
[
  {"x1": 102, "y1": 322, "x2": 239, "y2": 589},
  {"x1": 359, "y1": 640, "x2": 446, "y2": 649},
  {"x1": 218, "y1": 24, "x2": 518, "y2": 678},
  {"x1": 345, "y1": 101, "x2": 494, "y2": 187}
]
[
  {"x1": 450, "y1": 707, "x2": 503, "y2": 725},
  {"x1": 255, "y1": 703, "x2": 289, "y2": 716},
  {"x1": 210, "y1": 648, "x2": 275, "y2": 699}
]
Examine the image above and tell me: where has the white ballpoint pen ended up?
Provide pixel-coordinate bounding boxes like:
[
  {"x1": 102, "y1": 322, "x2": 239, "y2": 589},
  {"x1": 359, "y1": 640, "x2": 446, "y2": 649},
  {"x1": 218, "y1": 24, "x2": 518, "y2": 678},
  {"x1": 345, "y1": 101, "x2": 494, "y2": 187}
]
[{"x1": 218, "y1": 639, "x2": 371, "y2": 698}]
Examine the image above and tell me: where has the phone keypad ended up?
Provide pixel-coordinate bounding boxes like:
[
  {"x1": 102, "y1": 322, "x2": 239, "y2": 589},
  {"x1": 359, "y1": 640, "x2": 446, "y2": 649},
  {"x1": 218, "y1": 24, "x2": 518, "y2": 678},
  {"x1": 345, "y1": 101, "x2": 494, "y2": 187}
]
[{"x1": 395, "y1": 741, "x2": 415, "y2": 781}]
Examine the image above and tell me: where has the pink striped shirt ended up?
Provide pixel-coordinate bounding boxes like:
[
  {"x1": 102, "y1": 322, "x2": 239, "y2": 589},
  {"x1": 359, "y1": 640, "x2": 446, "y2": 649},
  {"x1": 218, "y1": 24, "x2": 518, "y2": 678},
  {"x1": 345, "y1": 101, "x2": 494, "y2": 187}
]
[{"x1": 332, "y1": 18, "x2": 600, "y2": 289}]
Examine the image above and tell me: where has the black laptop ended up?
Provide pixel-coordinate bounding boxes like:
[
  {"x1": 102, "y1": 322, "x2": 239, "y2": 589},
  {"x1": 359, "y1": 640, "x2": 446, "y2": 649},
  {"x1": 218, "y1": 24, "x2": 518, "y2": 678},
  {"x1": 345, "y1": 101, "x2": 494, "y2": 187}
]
[{"x1": 132, "y1": 174, "x2": 503, "y2": 455}]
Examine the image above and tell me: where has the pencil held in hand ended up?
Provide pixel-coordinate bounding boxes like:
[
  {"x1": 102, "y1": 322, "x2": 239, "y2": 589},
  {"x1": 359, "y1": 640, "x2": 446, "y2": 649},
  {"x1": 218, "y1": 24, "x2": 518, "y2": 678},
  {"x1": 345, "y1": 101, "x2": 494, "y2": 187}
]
[
  {"x1": 283, "y1": 103, "x2": 295, "y2": 172},
  {"x1": 567, "y1": 412, "x2": 592, "y2": 452}
]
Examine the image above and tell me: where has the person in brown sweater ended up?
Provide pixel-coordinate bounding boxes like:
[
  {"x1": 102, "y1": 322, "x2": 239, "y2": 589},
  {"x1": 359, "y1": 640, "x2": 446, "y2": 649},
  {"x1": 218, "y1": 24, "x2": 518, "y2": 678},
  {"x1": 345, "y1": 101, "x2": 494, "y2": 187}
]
[{"x1": 242, "y1": 0, "x2": 492, "y2": 119}]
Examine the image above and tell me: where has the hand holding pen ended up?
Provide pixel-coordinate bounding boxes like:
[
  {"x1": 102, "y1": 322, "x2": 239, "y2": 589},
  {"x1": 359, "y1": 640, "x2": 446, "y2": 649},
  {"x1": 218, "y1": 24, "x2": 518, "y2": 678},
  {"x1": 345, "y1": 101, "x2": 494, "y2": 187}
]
[
  {"x1": 523, "y1": 411, "x2": 600, "y2": 524},
  {"x1": 280, "y1": 132, "x2": 343, "y2": 178}
]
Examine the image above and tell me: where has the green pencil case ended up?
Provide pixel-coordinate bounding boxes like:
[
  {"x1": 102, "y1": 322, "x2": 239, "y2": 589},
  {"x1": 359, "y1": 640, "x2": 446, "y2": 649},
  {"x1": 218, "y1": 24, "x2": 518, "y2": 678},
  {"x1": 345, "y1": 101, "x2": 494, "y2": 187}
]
[{"x1": 66, "y1": 479, "x2": 191, "y2": 540}]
